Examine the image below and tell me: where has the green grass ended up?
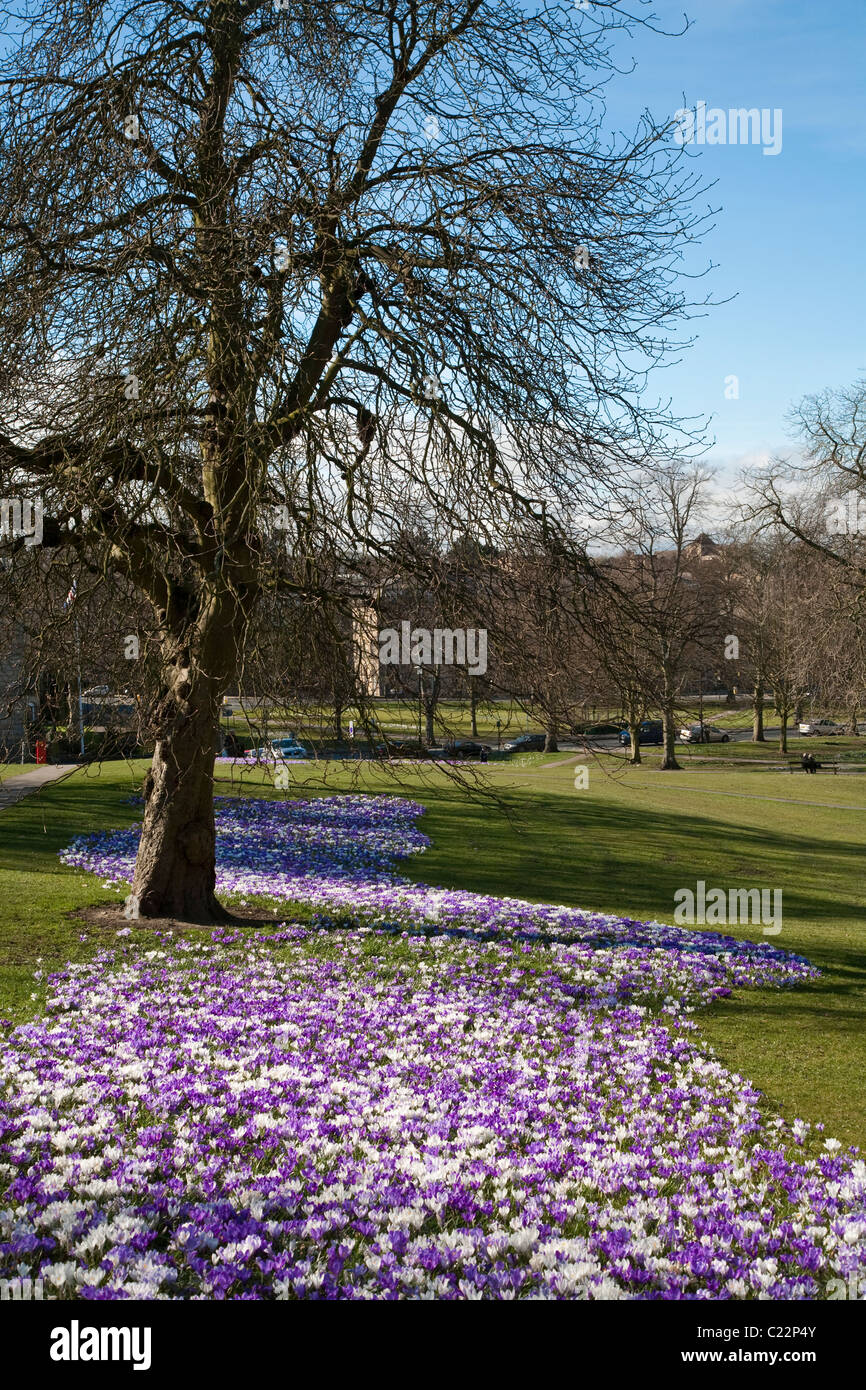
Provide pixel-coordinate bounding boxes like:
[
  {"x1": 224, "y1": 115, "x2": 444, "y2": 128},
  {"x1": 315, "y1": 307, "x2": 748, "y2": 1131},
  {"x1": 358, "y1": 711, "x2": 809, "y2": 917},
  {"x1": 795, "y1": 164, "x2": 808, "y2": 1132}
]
[
  {"x1": 646, "y1": 739, "x2": 866, "y2": 767},
  {"x1": 1, "y1": 752, "x2": 865, "y2": 1150},
  {"x1": 220, "y1": 696, "x2": 541, "y2": 744},
  {"x1": 0, "y1": 761, "x2": 36, "y2": 782}
]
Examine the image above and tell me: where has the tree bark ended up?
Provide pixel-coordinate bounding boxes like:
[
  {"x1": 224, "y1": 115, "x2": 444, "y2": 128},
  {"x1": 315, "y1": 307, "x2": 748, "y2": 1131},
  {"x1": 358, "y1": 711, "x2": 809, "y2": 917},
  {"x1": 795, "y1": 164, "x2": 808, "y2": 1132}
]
[
  {"x1": 543, "y1": 725, "x2": 559, "y2": 753},
  {"x1": 422, "y1": 670, "x2": 441, "y2": 744},
  {"x1": 752, "y1": 682, "x2": 765, "y2": 742},
  {"x1": 628, "y1": 720, "x2": 642, "y2": 765},
  {"x1": 132, "y1": 682, "x2": 228, "y2": 922},
  {"x1": 660, "y1": 680, "x2": 680, "y2": 769},
  {"x1": 778, "y1": 710, "x2": 789, "y2": 754},
  {"x1": 131, "y1": 584, "x2": 249, "y2": 922}
]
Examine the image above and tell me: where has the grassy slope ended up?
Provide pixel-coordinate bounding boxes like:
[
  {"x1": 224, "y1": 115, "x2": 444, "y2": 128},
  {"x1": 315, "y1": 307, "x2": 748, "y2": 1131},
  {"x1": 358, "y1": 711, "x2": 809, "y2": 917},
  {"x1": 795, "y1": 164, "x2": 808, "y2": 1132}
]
[
  {"x1": 0, "y1": 754, "x2": 864, "y2": 1149},
  {"x1": 0, "y1": 762, "x2": 37, "y2": 782}
]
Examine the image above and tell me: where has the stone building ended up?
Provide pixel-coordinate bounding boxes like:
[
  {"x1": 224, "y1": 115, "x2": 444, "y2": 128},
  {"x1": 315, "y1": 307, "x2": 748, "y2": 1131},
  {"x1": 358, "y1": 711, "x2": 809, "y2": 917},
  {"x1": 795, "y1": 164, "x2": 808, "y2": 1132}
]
[{"x1": 351, "y1": 602, "x2": 384, "y2": 698}]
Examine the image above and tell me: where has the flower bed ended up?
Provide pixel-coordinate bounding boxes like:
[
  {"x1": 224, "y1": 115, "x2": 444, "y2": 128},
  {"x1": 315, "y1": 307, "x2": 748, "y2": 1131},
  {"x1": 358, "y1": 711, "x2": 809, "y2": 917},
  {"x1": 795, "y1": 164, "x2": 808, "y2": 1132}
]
[
  {"x1": 60, "y1": 796, "x2": 813, "y2": 992},
  {"x1": 0, "y1": 794, "x2": 862, "y2": 1300}
]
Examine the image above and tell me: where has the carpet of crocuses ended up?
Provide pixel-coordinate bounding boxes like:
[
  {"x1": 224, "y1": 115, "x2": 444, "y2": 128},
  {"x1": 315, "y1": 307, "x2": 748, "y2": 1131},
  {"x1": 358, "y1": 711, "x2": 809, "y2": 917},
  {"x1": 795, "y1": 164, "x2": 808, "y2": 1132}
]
[{"x1": 1, "y1": 794, "x2": 864, "y2": 1300}]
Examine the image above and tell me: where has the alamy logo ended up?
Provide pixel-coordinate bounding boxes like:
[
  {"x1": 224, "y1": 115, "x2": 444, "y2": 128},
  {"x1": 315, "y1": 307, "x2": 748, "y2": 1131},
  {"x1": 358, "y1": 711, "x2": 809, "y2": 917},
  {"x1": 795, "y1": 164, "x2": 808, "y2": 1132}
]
[
  {"x1": 0, "y1": 1276, "x2": 44, "y2": 1299},
  {"x1": 674, "y1": 880, "x2": 782, "y2": 935},
  {"x1": 827, "y1": 1274, "x2": 866, "y2": 1300},
  {"x1": 0, "y1": 496, "x2": 43, "y2": 546},
  {"x1": 673, "y1": 102, "x2": 783, "y2": 156},
  {"x1": 50, "y1": 1320, "x2": 151, "y2": 1371},
  {"x1": 379, "y1": 622, "x2": 487, "y2": 676}
]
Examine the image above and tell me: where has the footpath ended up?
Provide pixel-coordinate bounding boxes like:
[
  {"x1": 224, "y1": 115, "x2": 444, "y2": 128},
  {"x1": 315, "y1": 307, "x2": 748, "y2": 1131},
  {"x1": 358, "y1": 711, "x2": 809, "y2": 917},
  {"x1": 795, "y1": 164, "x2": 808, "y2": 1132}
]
[{"x1": 0, "y1": 764, "x2": 79, "y2": 811}]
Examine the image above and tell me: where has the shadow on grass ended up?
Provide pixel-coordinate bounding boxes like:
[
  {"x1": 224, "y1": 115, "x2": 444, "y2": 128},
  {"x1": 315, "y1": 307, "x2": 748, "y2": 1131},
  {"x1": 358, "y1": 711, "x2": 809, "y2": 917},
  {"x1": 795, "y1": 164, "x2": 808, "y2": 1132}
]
[{"x1": 410, "y1": 782, "x2": 866, "y2": 921}]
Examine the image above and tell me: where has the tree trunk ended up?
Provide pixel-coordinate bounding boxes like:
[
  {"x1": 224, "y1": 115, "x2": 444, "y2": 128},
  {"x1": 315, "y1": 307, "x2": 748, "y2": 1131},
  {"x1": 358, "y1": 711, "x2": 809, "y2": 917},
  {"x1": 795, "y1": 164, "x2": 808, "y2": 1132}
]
[
  {"x1": 752, "y1": 682, "x2": 765, "y2": 742},
  {"x1": 469, "y1": 679, "x2": 478, "y2": 738},
  {"x1": 423, "y1": 670, "x2": 441, "y2": 745},
  {"x1": 543, "y1": 724, "x2": 559, "y2": 753},
  {"x1": 778, "y1": 710, "x2": 788, "y2": 754},
  {"x1": 131, "y1": 679, "x2": 229, "y2": 922},
  {"x1": 660, "y1": 681, "x2": 680, "y2": 770},
  {"x1": 334, "y1": 698, "x2": 343, "y2": 742},
  {"x1": 628, "y1": 721, "x2": 642, "y2": 765},
  {"x1": 848, "y1": 705, "x2": 859, "y2": 736},
  {"x1": 131, "y1": 588, "x2": 247, "y2": 925}
]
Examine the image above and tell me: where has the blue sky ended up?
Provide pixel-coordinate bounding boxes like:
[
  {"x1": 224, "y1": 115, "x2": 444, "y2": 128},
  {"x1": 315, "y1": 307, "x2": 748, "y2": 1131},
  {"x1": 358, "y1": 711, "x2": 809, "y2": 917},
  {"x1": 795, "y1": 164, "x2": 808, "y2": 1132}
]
[{"x1": 594, "y1": 0, "x2": 866, "y2": 481}]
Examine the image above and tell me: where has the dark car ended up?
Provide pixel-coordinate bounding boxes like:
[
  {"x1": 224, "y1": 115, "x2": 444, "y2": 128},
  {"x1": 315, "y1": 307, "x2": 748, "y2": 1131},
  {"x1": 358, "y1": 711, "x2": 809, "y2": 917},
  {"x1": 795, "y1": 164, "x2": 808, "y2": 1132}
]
[
  {"x1": 374, "y1": 740, "x2": 432, "y2": 759},
  {"x1": 503, "y1": 733, "x2": 547, "y2": 753},
  {"x1": 434, "y1": 739, "x2": 492, "y2": 760},
  {"x1": 618, "y1": 720, "x2": 663, "y2": 747}
]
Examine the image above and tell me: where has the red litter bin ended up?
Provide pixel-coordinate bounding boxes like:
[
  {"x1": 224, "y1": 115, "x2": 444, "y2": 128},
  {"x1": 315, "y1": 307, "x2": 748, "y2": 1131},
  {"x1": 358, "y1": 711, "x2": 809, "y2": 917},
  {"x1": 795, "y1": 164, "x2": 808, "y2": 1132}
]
[{"x1": 35, "y1": 739, "x2": 48, "y2": 765}]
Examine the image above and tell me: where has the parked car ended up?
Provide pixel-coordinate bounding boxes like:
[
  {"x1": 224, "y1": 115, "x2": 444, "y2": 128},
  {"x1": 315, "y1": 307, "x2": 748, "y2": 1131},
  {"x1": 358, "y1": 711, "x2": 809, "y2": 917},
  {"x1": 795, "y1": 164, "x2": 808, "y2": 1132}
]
[
  {"x1": 799, "y1": 718, "x2": 845, "y2": 736},
  {"x1": 503, "y1": 733, "x2": 547, "y2": 753},
  {"x1": 679, "y1": 723, "x2": 730, "y2": 744},
  {"x1": 434, "y1": 739, "x2": 492, "y2": 760},
  {"x1": 618, "y1": 720, "x2": 663, "y2": 747},
  {"x1": 251, "y1": 738, "x2": 309, "y2": 760},
  {"x1": 375, "y1": 740, "x2": 432, "y2": 759}
]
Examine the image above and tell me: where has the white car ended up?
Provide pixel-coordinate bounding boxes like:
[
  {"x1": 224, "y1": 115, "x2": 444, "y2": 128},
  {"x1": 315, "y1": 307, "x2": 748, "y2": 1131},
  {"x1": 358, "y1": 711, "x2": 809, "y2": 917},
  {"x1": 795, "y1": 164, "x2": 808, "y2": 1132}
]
[
  {"x1": 799, "y1": 718, "x2": 845, "y2": 736},
  {"x1": 250, "y1": 738, "x2": 309, "y2": 760},
  {"x1": 679, "y1": 723, "x2": 730, "y2": 743}
]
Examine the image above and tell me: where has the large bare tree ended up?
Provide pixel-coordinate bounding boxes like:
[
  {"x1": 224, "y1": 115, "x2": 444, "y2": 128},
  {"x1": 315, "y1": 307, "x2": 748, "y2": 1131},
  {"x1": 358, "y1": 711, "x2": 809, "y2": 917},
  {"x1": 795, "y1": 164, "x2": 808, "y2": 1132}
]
[{"x1": 0, "y1": 0, "x2": 708, "y2": 919}]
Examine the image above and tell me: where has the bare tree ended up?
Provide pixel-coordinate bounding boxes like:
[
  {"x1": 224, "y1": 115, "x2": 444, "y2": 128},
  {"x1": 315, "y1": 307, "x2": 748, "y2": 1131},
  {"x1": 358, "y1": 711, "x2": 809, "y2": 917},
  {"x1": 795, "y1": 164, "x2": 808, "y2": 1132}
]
[
  {"x1": 747, "y1": 538, "x2": 813, "y2": 754},
  {"x1": 579, "y1": 581, "x2": 653, "y2": 764},
  {"x1": 752, "y1": 377, "x2": 866, "y2": 604},
  {"x1": 0, "y1": 0, "x2": 709, "y2": 919},
  {"x1": 495, "y1": 541, "x2": 586, "y2": 752},
  {"x1": 748, "y1": 376, "x2": 866, "y2": 747},
  {"x1": 721, "y1": 536, "x2": 775, "y2": 742},
  {"x1": 597, "y1": 465, "x2": 716, "y2": 770}
]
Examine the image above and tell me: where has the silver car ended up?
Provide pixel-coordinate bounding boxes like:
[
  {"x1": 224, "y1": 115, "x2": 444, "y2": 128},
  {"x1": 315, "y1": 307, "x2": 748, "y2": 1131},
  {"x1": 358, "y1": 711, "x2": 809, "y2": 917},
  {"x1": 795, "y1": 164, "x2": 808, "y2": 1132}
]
[
  {"x1": 679, "y1": 723, "x2": 730, "y2": 743},
  {"x1": 799, "y1": 718, "x2": 844, "y2": 736}
]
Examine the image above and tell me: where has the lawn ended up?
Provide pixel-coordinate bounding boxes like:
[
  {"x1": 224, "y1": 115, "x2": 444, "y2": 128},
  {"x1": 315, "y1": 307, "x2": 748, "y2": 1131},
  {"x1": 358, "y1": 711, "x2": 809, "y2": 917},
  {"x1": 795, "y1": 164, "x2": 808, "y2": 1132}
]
[
  {"x1": 0, "y1": 753, "x2": 864, "y2": 1149},
  {"x1": 0, "y1": 761, "x2": 35, "y2": 782},
  {"x1": 605, "y1": 734, "x2": 866, "y2": 768},
  {"x1": 219, "y1": 695, "x2": 540, "y2": 745}
]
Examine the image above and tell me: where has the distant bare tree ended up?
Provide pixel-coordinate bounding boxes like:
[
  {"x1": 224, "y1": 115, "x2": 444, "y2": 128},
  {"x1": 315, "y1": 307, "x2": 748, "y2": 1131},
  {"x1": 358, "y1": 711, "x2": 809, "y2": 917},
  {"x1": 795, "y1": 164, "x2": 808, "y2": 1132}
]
[
  {"x1": 597, "y1": 465, "x2": 716, "y2": 770},
  {"x1": 495, "y1": 542, "x2": 587, "y2": 753}
]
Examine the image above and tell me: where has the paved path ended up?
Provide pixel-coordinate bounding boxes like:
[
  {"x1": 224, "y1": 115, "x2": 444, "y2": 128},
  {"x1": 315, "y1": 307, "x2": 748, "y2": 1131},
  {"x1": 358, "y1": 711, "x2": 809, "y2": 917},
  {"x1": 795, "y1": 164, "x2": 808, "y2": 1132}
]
[{"x1": 0, "y1": 764, "x2": 78, "y2": 810}]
